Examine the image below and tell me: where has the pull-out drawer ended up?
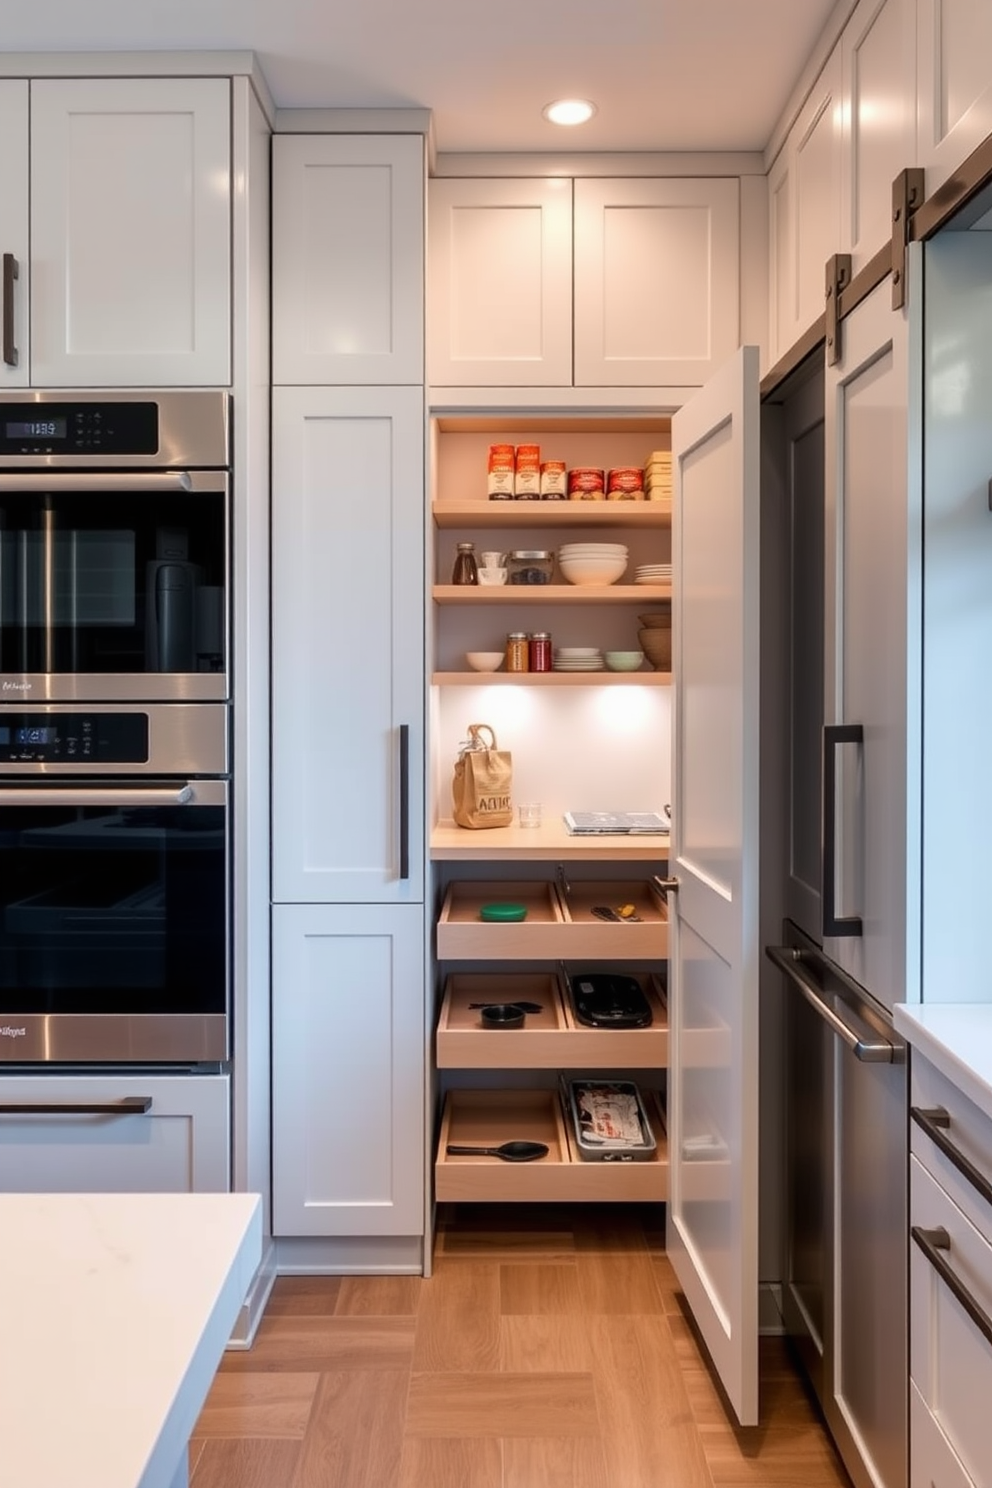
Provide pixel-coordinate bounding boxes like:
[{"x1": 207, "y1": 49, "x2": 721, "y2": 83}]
[
  {"x1": 436, "y1": 878, "x2": 668, "y2": 960},
  {"x1": 436, "y1": 969, "x2": 668, "y2": 1069},
  {"x1": 911, "y1": 1382, "x2": 976, "y2": 1488},
  {"x1": 912, "y1": 1053, "x2": 992, "y2": 1242},
  {"x1": 910, "y1": 1156, "x2": 992, "y2": 1488}
]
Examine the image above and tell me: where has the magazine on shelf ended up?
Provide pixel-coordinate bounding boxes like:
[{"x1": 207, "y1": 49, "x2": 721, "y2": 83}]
[{"x1": 562, "y1": 808, "x2": 670, "y2": 836}]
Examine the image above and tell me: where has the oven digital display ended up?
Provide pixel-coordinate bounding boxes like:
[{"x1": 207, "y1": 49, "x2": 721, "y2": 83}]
[
  {"x1": 5, "y1": 419, "x2": 68, "y2": 440},
  {"x1": 15, "y1": 726, "x2": 56, "y2": 745}
]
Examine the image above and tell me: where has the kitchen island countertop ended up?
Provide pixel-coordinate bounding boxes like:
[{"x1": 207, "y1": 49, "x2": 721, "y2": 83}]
[{"x1": 893, "y1": 1001, "x2": 992, "y2": 1121}]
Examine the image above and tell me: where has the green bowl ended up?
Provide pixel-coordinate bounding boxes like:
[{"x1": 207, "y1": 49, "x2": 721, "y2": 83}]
[{"x1": 479, "y1": 903, "x2": 528, "y2": 922}]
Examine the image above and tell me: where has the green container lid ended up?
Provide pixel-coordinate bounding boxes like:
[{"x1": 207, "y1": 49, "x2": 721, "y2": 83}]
[{"x1": 479, "y1": 903, "x2": 528, "y2": 922}]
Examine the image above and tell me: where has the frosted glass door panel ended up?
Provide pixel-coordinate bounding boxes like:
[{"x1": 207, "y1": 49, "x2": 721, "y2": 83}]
[
  {"x1": 574, "y1": 178, "x2": 739, "y2": 387},
  {"x1": 428, "y1": 177, "x2": 572, "y2": 386},
  {"x1": 271, "y1": 386, "x2": 424, "y2": 903},
  {"x1": 30, "y1": 79, "x2": 230, "y2": 387},
  {"x1": 668, "y1": 346, "x2": 761, "y2": 1427},
  {"x1": 0, "y1": 82, "x2": 28, "y2": 389}
]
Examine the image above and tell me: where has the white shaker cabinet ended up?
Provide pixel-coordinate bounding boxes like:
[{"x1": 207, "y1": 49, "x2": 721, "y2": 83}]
[
  {"x1": 28, "y1": 78, "x2": 231, "y2": 387},
  {"x1": 573, "y1": 177, "x2": 739, "y2": 388},
  {"x1": 273, "y1": 134, "x2": 425, "y2": 386},
  {"x1": 0, "y1": 1074, "x2": 230, "y2": 1194},
  {"x1": 917, "y1": 0, "x2": 992, "y2": 195},
  {"x1": 271, "y1": 903, "x2": 424, "y2": 1239},
  {"x1": 271, "y1": 385, "x2": 425, "y2": 904},
  {"x1": 427, "y1": 176, "x2": 573, "y2": 387},
  {"x1": 0, "y1": 81, "x2": 29, "y2": 389}
]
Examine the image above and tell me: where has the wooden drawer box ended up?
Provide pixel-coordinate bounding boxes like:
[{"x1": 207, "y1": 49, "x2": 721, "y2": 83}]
[
  {"x1": 435, "y1": 1088, "x2": 668, "y2": 1203},
  {"x1": 436, "y1": 970, "x2": 668, "y2": 1070},
  {"x1": 436, "y1": 879, "x2": 668, "y2": 961}
]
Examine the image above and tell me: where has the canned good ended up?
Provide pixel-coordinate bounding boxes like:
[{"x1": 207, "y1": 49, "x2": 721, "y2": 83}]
[
  {"x1": 529, "y1": 632, "x2": 552, "y2": 672},
  {"x1": 568, "y1": 467, "x2": 605, "y2": 499},
  {"x1": 607, "y1": 466, "x2": 645, "y2": 496},
  {"x1": 505, "y1": 632, "x2": 530, "y2": 672},
  {"x1": 541, "y1": 460, "x2": 567, "y2": 499}
]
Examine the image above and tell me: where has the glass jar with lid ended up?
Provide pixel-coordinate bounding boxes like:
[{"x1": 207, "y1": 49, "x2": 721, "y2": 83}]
[{"x1": 506, "y1": 550, "x2": 554, "y2": 585}]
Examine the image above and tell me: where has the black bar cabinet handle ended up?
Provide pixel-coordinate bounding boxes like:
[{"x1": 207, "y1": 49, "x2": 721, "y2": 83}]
[
  {"x1": 911, "y1": 1105, "x2": 992, "y2": 1210},
  {"x1": 0, "y1": 1096, "x2": 152, "y2": 1116},
  {"x1": 399, "y1": 723, "x2": 410, "y2": 880},
  {"x1": 823, "y1": 723, "x2": 863, "y2": 938},
  {"x1": 2, "y1": 253, "x2": 19, "y2": 368},
  {"x1": 912, "y1": 1225, "x2": 992, "y2": 1350}
]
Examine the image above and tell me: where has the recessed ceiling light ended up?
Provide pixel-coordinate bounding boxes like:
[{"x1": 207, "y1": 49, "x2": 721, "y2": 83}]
[{"x1": 542, "y1": 99, "x2": 597, "y2": 127}]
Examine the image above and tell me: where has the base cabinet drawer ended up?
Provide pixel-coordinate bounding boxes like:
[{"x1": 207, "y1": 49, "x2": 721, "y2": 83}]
[
  {"x1": 911, "y1": 1382, "x2": 977, "y2": 1488},
  {"x1": 0, "y1": 1073, "x2": 230, "y2": 1193}
]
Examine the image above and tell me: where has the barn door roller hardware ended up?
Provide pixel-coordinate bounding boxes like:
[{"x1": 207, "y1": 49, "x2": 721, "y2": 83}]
[
  {"x1": 891, "y1": 168, "x2": 925, "y2": 310},
  {"x1": 825, "y1": 253, "x2": 852, "y2": 367}
]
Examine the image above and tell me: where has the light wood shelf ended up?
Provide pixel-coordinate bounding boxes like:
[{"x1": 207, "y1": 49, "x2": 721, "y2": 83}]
[
  {"x1": 431, "y1": 820, "x2": 669, "y2": 861},
  {"x1": 435, "y1": 1088, "x2": 668, "y2": 1203},
  {"x1": 433, "y1": 669, "x2": 669, "y2": 686},
  {"x1": 436, "y1": 877, "x2": 669, "y2": 960},
  {"x1": 436, "y1": 971, "x2": 668, "y2": 1071},
  {"x1": 432, "y1": 499, "x2": 671, "y2": 530},
  {"x1": 434, "y1": 583, "x2": 671, "y2": 604}
]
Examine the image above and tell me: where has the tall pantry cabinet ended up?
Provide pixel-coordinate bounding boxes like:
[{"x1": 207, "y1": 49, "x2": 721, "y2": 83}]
[{"x1": 270, "y1": 132, "x2": 428, "y2": 1267}]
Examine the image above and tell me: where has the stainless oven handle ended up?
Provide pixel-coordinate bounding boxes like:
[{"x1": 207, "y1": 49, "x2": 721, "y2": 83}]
[
  {"x1": 0, "y1": 472, "x2": 193, "y2": 493},
  {"x1": 0, "y1": 785, "x2": 198, "y2": 806},
  {"x1": 765, "y1": 943, "x2": 896, "y2": 1062}
]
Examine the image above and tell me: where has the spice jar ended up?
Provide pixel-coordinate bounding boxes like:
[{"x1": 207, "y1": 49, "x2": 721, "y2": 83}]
[
  {"x1": 529, "y1": 632, "x2": 552, "y2": 672},
  {"x1": 506, "y1": 550, "x2": 554, "y2": 585},
  {"x1": 451, "y1": 542, "x2": 479, "y2": 585},
  {"x1": 505, "y1": 632, "x2": 529, "y2": 672}
]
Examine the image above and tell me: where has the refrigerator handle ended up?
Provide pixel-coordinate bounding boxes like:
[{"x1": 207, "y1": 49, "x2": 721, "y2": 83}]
[
  {"x1": 822, "y1": 723, "x2": 863, "y2": 938},
  {"x1": 765, "y1": 944, "x2": 895, "y2": 1062}
]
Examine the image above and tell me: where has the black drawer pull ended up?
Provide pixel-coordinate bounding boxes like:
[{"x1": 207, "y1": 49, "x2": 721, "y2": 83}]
[
  {"x1": 912, "y1": 1225, "x2": 992, "y2": 1350},
  {"x1": 0, "y1": 1096, "x2": 152, "y2": 1116},
  {"x1": 911, "y1": 1105, "x2": 992, "y2": 1210}
]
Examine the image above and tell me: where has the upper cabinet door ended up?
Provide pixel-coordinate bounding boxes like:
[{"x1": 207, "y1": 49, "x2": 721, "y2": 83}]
[
  {"x1": 780, "y1": 51, "x2": 843, "y2": 357},
  {"x1": 840, "y1": 0, "x2": 916, "y2": 274},
  {"x1": 427, "y1": 176, "x2": 572, "y2": 388},
  {"x1": 273, "y1": 135, "x2": 425, "y2": 386},
  {"x1": 917, "y1": 0, "x2": 992, "y2": 195},
  {"x1": 0, "y1": 82, "x2": 29, "y2": 389},
  {"x1": 668, "y1": 346, "x2": 762, "y2": 1427},
  {"x1": 30, "y1": 78, "x2": 231, "y2": 388},
  {"x1": 574, "y1": 178, "x2": 739, "y2": 388}
]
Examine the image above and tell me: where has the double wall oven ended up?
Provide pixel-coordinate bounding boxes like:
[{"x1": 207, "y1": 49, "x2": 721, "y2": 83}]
[{"x1": 0, "y1": 392, "x2": 232, "y2": 1065}]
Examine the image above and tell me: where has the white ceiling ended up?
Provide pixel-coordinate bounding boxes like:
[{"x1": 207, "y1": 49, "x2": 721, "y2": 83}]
[{"x1": 2, "y1": 0, "x2": 842, "y2": 155}]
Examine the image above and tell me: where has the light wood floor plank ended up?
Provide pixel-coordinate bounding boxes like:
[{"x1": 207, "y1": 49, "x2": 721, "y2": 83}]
[
  {"x1": 290, "y1": 1370, "x2": 409, "y2": 1488},
  {"x1": 697, "y1": 1421, "x2": 852, "y2": 1485},
  {"x1": 502, "y1": 1435, "x2": 611, "y2": 1487},
  {"x1": 188, "y1": 1438, "x2": 303, "y2": 1487},
  {"x1": 263, "y1": 1276, "x2": 343, "y2": 1316},
  {"x1": 499, "y1": 1262, "x2": 585, "y2": 1315},
  {"x1": 411, "y1": 1260, "x2": 501, "y2": 1372},
  {"x1": 193, "y1": 1370, "x2": 320, "y2": 1438},
  {"x1": 219, "y1": 1314, "x2": 416, "y2": 1372},
  {"x1": 500, "y1": 1314, "x2": 601, "y2": 1372},
  {"x1": 577, "y1": 1248, "x2": 667, "y2": 1314},
  {"x1": 396, "y1": 1436, "x2": 503, "y2": 1488},
  {"x1": 335, "y1": 1274, "x2": 423, "y2": 1317},
  {"x1": 405, "y1": 1371, "x2": 600, "y2": 1437}
]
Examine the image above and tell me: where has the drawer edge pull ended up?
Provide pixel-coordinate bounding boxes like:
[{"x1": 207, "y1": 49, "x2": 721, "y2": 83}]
[
  {"x1": 0, "y1": 1096, "x2": 153, "y2": 1116},
  {"x1": 911, "y1": 1224, "x2": 992, "y2": 1350},
  {"x1": 911, "y1": 1105, "x2": 992, "y2": 1211}
]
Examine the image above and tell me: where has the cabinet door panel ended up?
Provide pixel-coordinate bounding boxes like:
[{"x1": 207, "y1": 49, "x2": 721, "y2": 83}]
[
  {"x1": 271, "y1": 904, "x2": 424, "y2": 1238},
  {"x1": 918, "y1": 0, "x2": 992, "y2": 195},
  {"x1": 428, "y1": 177, "x2": 573, "y2": 387},
  {"x1": 574, "y1": 178, "x2": 739, "y2": 388},
  {"x1": 793, "y1": 52, "x2": 842, "y2": 345},
  {"x1": 30, "y1": 78, "x2": 231, "y2": 387},
  {"x1": 0, "y1": 1074, "x2": 230, "y2": 1193},
  {"x1": 271, "y1": 386, "x2": 424, "y2": 903},
  {"x1": 273, "y1": 135, "x2": 424, "y2": 386},
  {"x1": 0, "y1": 81, "x2": 28, "y2": 390}
]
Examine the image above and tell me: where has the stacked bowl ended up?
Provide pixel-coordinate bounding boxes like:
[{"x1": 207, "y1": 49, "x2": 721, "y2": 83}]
[{"x1": 557, "y1": 542, "x2": 628, "y2": 586}]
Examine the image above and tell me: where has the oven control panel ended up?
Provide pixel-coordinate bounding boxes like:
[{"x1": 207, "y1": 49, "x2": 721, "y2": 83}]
[
  {"x1": 0, "y1": 401, "x2": 159, "y2": 456},
  {"x1": 0, "y1": 713, "x2": 149, "y2": 763}
]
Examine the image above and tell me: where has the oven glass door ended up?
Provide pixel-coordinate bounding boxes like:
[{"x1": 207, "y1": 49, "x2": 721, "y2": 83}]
[
  {"x1": 0, "y1": 778, "x2": 228, "y2": 1062},
  {"x1": 0, "y1": 475, "x2": 227, "y2": 699}
]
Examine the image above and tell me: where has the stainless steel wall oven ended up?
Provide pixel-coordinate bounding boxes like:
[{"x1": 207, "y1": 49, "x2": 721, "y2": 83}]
[{"x1": 0, "y1": 393, "x2": 232, "y2": 1065}]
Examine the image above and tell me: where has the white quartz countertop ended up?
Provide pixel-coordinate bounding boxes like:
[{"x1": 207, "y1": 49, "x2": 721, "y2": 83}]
[
  {"x1": 893, "y1": 1002, "x2": 992, "y2": 1121},
  {"x1": 0, "y1": 1191, "x2": 262, "y2": 1488}
]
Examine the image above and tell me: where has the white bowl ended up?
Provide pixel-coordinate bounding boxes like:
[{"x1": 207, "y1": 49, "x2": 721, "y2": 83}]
[
  {"x1": 559, "y1": 556, "x2": 627, "y2": 585},
  {"x1": 604, "y1": 650, "x2": 645, "y2": 672},
  {"x1": 465, "y1": 651, "x2": 504, "y2": 672},
  {"x1": 476, "y1": 567, "x2": 508, "y2": 586}
]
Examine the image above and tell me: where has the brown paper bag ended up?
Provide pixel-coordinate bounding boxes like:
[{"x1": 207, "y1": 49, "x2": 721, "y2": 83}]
[{"x1": 452, "y1": 723, "x2": 513, "y2": 828}]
